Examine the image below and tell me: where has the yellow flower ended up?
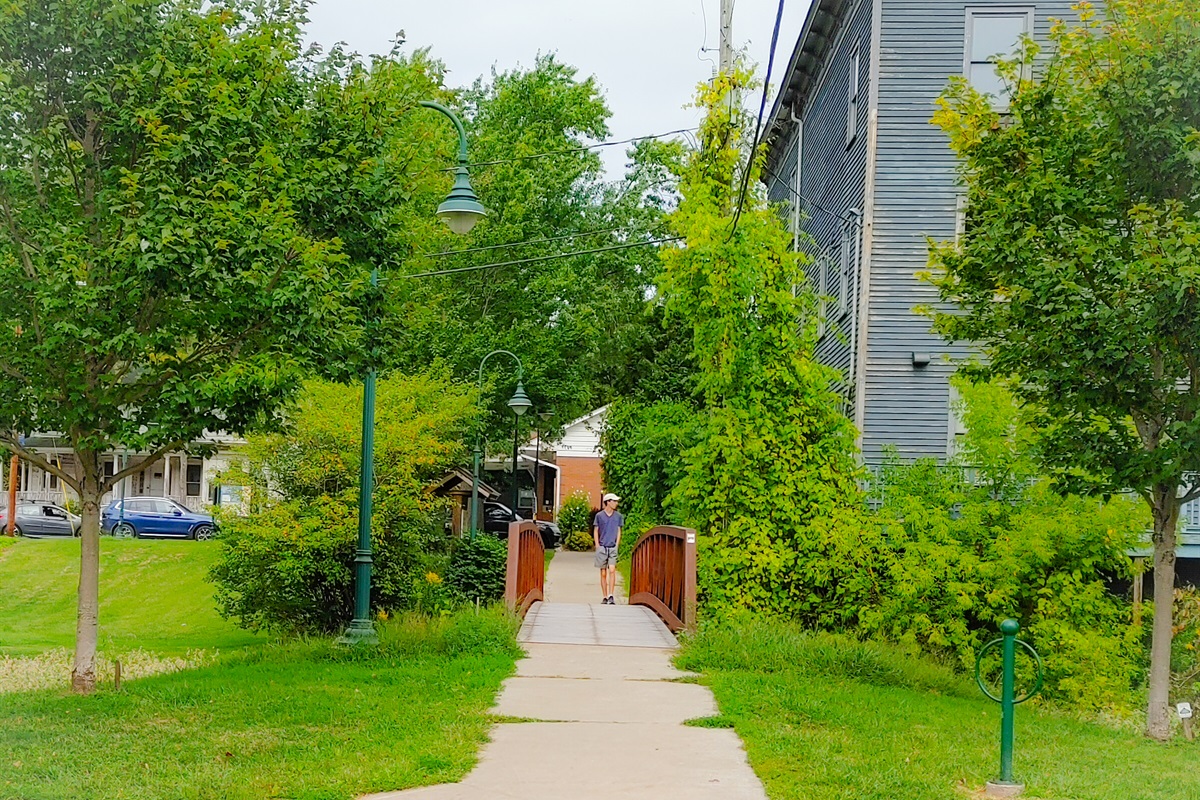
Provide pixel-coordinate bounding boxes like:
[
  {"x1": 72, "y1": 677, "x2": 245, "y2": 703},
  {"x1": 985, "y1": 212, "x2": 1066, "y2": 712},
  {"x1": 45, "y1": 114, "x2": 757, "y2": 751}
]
[
  {"x1": 425, "y1": 571, "x2": 442, "y2": 585},
  {"x1": 376, "y1": 609, "x2": 390, "y2": 622}
]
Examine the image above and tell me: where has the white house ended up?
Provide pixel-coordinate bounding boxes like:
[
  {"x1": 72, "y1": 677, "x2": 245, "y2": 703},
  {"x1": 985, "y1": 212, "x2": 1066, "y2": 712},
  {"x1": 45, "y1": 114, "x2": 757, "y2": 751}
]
[{"x1": 2, "y1": 433, "x2": 244, "y2": 513}]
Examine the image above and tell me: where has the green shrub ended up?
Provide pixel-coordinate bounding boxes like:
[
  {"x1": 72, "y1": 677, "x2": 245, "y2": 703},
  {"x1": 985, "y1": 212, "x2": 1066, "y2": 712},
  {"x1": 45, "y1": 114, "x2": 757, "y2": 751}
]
[
  {"x1": 563, "y1": 528, "x2": 594, "y2": 552},
  {"x1": 559, "y1": 490, "x2": 592, "y2": 536},
  {"x1": 446, "y1": 535, "x2": 507, "y2": 605},
  {"x1": 210, "y1": 498, "x2": 356, "y2": 634},
  {"x1": 1172, "y1": 587, "x2": 1200, "y2": 699},
  {"x1": 209, "y1": 372, "x2": 477, "y2": 633}
]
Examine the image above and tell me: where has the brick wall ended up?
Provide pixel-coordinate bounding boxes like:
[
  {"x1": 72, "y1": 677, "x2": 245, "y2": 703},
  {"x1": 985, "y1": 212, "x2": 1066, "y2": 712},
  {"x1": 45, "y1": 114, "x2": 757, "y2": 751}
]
[{"x1": 558, "y1": 456, "x2": 604, "y2": 509}]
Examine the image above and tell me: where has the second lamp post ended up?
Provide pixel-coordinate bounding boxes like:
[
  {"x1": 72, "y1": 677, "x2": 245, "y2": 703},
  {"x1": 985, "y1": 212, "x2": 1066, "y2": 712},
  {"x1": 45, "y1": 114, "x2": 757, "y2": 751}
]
[{"x1": 471, "y1": 350, "x2": 531, "y2": 539}]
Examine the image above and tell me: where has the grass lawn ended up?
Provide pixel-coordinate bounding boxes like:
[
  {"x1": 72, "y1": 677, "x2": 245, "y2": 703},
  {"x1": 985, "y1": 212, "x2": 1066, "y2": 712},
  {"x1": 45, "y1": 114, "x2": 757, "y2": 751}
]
[
  {"x1": 1, "y1": 612, "x2": 520, "y2": 800},
  {"x1": 678, "y1": 620, "x2": 1200, "y2": 800},
  {"x1": 0, "y1": 538, "x2": 262, "y2": 656}
]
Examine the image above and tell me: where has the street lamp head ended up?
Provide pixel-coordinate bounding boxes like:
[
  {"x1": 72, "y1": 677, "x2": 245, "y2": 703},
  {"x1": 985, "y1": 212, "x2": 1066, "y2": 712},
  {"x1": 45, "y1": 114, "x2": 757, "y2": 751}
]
[
  {"x1": 437, "y1": 167, "x2": 486, "y2": 235},
  {"x1": 507, "y1": 381, "x2": 532, "y2": 417}
]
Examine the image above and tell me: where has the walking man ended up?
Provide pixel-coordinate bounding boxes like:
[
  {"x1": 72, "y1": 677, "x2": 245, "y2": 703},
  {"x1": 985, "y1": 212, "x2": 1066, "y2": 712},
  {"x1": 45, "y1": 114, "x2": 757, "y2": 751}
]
[{"x1": 594, "y1": 493, "x2": 623, "y2": 605}]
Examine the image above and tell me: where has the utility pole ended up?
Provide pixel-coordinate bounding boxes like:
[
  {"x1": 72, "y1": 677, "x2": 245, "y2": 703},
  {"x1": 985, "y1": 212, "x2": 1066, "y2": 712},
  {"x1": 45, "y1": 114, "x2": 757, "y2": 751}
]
[{"x1": 719, "y1": 0, "x2": 734, "y2": 74}]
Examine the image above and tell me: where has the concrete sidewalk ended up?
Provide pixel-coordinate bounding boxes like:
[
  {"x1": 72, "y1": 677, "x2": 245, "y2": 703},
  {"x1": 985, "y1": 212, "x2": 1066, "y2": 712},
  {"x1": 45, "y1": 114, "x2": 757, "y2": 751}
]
[{"x1": 361, "y1": 551, "x2": 767, "y2": 800}]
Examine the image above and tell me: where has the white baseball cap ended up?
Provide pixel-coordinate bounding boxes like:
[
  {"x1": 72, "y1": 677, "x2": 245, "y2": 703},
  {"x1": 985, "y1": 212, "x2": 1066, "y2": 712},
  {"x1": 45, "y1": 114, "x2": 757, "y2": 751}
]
[{"x1": 602, "y1": 493, "x2": 621, "y2": 503}]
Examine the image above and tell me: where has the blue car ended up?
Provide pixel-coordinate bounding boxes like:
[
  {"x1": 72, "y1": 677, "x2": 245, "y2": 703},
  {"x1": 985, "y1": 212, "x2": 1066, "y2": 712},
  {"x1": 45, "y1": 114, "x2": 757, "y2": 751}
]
[{"x1": 101, "y1": 498, "x2": 217, "y2": 540}]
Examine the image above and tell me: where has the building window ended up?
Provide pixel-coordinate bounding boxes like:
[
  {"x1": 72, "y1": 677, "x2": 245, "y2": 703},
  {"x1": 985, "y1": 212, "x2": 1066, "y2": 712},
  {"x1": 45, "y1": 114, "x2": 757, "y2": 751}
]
[
  {"x1": 817, "y1": 252, "x2": 831, "y2": 340},
  {"x1": 186, "y1": 462, "x2": 203, "y2": 497},
  {"x1": 103, "y1": 458, "x2": 115, "y2": 481},
  {"x1": 965, "y1": 8, "x2": 1033, "y2": 105},
  {"x1": 48, "y1": 458, "x2": 60, "y2": 490},
  {"x1": 847, "y1": 45, "x2": 860, "y2": 146}
]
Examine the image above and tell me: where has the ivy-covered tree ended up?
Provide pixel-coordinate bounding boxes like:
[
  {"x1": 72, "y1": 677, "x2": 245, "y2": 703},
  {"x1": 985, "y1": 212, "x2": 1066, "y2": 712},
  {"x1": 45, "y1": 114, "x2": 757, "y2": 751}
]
[
  {"x1": 658, "y1": 69, "x2": 866, "y2": 617},
  {"x1": 928, "y1": 0, "x2": 1200, "y2": 739}
]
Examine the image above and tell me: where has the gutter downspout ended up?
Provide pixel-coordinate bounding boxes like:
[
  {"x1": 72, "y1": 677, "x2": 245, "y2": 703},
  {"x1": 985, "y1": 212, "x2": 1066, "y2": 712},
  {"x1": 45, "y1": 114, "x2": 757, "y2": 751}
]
[{"x1": 790, "y1": 107, "x2": 803, "y2": 252}]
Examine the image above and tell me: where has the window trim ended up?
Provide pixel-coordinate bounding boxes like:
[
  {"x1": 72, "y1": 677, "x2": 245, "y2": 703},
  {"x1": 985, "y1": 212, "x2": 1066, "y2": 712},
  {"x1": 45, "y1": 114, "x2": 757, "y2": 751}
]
[
  {"x1": 185, "y1": 462, "x2": 203, "y2": 498},
  {"x1": 963, "y1": 6, "x2": 1034, "y2": 108}
]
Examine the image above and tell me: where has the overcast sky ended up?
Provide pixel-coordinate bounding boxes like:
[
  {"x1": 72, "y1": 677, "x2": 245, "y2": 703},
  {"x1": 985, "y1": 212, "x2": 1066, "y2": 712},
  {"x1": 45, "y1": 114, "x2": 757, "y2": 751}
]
[{"x1": 304, "y1": 0, "x2": 813, "y2": 177}]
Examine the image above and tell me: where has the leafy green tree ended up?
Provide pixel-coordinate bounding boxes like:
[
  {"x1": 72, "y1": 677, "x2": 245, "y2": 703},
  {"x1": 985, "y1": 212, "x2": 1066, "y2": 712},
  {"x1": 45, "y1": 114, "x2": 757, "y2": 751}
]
[
  {"x1": 211, "y1": 373, "x2": 478, "y2": 633},
  {"x1": 0, "y1": 2, "x2": 481, "y2": 690},
  {"x1": 929, "y1": 0, "x2": 1200, "y2": 738},
  {"x1": 659, "y1": 69, "x2": 866, "y2": 617},
  {"x1": 600, "y1": 398, "x2": 698, "y2": 527},
  {"x1": 385, "y1": 57, "x2": 680, "y2": 437}
]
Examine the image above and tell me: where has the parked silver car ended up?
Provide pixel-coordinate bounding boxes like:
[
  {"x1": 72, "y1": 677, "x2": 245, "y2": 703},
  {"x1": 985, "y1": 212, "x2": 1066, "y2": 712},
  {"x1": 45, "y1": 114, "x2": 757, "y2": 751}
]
[{"x1": 0, "y1": 503, "x2": 81, "y2": 537}]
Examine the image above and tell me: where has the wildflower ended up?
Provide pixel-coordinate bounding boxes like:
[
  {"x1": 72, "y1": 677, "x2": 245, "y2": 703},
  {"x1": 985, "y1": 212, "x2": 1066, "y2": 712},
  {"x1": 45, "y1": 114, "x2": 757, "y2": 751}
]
[{"x1": 425, "y1": 572, "x2": 442, "y2": 585}]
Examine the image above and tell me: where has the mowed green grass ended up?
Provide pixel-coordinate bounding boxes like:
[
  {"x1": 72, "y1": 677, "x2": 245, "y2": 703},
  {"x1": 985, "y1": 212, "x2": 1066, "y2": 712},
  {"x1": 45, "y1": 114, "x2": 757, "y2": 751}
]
[
  {"x1": 1, "y1": 613, "x2": 521, "y2": 800},
  {"x1": 0, "y1": 538, "x2": 261, "y2": 656},
  {"x1": 678, "y1": 620, "x2": 1200, "y2": 800}
]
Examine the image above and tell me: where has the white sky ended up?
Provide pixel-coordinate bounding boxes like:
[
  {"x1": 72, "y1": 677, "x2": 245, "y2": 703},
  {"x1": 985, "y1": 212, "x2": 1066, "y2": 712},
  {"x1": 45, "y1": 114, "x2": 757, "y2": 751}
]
[{"x1": 304, "y1": 0, "x2": 813, "y2": 177}]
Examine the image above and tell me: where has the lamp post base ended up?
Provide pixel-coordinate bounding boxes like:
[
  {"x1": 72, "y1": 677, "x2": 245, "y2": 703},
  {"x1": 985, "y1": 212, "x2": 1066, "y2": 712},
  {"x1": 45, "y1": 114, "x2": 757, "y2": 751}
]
[
  {"x1": 336, "y1": 618, "x2": 379, "y2": 646},
  {"x1": 985, "y1": 782, "x2": 1024, "y2": 798}
]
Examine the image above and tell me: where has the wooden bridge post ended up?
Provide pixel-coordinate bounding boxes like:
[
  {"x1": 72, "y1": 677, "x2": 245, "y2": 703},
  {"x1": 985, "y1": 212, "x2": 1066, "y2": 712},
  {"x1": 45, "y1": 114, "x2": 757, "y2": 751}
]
[{"x1": 504, "y1": 520, "x2": 544, "y2": 617}]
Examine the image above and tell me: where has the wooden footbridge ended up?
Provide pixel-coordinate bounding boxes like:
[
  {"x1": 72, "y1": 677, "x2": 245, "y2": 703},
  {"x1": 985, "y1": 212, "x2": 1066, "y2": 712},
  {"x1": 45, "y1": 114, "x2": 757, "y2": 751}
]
[{"x1": 503, "y1": 522, "x2": 697, "y2": 646}]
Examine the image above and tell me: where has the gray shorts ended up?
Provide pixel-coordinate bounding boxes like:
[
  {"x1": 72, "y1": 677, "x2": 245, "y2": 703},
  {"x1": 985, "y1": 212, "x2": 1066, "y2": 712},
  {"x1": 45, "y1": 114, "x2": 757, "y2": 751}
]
[{"x1": 594, "y1": 545, "x2": 618, "y2": 568}]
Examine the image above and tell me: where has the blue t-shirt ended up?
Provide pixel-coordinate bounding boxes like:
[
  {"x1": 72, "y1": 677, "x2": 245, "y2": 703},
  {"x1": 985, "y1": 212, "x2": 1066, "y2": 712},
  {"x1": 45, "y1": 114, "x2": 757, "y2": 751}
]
[{"x1": 593, "y1": 510, "x2": 623, "y2": 548}]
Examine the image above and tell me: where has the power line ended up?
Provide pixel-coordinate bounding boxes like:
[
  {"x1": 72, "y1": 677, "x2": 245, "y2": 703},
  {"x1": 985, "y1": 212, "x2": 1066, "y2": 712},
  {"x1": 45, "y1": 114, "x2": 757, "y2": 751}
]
[
  {"x1": 727, "y1": 0, "x2": 787, "y2": 243},
  {"x1": 444, "y1": 128, "x2": 697, "y2": 170},
  {"x1": 404, "y1": 237, "x2": 683, "y2": 279},
  {"x1": 760, "y1": 162, "x2": 860, "y2": 225},
  {"x1": 420, "y1": 224, "x2": 661, "y2": 259}
]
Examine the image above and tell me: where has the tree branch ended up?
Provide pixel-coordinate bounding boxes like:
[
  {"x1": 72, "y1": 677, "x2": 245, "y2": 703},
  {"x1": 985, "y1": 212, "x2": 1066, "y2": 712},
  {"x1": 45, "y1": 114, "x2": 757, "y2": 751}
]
[
  {"x1": 106, "y1": 439, "x2": 189, "y2": 494},
  {"x1": 0, "y1": 433, "x2": 82, "y2": 494}
]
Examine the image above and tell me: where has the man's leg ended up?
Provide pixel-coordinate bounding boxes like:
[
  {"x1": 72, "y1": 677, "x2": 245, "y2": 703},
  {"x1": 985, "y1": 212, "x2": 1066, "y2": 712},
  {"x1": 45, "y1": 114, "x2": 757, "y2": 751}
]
[
  {"x1": 606, "y1": 562, "x2": 616, "y2": 600},
  {"x1": 599, "y1": 565, "x2": 608, "y2": 601}
]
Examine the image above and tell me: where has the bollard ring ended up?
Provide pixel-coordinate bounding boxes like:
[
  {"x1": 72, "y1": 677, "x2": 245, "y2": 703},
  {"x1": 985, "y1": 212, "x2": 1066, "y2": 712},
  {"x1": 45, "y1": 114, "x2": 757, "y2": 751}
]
[{"x1": 974, "y1": 637, "x2": 1045, "y2": 704}]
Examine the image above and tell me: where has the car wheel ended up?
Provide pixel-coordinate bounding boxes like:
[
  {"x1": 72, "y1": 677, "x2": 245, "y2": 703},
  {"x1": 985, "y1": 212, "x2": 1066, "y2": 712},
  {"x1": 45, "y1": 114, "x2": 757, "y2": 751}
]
[
  {"x1": 112, "y1": 522, "x2": 136, "y2": 539},
  {"x1": 192, "y1": 524, "x2": 215, "y2": 541},
  {"x1": 12, "y1": 525, "x2": 22, "y2": 537}
]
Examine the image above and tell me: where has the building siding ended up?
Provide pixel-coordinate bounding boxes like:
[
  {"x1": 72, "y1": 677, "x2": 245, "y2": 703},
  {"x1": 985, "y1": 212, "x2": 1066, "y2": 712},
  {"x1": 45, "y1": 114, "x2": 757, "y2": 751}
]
[
  {"x1": 860, "y1": 0, "x2": 1077, "y2": 464},
  {"x1": 766, "y1": 0, "x2": 872, "y2": 410}
]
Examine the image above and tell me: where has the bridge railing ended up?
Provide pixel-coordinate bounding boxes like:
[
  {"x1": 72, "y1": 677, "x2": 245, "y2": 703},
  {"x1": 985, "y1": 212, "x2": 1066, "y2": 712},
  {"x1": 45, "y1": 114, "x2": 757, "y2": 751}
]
[
  {"x1": 629, "y1": 525, "x2": 697, "y2": 632},
  {"x1": 504, "y1": 520, "x2": 545, "y2": 616}
]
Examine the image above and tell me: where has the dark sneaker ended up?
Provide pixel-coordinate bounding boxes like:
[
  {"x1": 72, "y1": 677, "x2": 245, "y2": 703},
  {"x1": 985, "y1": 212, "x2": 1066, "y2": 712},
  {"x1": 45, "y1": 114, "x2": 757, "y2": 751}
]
[
  {"x1": 601, "y1": 597, "x2": 611, "y2": 605},
  {"x1": 608, "y1": 595, "x2": 616, "y2": 605}
]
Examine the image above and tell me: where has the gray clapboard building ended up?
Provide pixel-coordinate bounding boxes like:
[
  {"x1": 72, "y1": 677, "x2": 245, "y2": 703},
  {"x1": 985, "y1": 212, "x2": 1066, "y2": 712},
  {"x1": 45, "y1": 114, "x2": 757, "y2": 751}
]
[
  {"x1": 762, "y1": 0, "x2": 1200, "y2": 545},
  {"x1": 763, "y1": 0, "x2": 1072, "y2": 465}
]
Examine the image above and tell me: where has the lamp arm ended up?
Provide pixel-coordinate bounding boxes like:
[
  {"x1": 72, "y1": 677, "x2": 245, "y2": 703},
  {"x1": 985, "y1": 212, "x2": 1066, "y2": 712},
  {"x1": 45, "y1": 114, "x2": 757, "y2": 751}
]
[
  {"x1": 418, "y1": 100, "x2": 470, "y2": 165},
  {"x1": 476, "y1": 349, "x2": 524, "y2": 390}
]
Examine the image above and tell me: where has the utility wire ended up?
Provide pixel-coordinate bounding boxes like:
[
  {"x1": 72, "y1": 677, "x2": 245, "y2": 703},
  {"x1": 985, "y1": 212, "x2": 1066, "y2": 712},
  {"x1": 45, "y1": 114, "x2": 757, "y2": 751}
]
[
  {"x1": 420, "y1": 224, "x2": 662, "y2": 259},
  {"x1": 727, "y1": 0, "x2": 787, "y2": 242},
  {"x1": 404, "y1": 237, "x2": 683, "y2": 279},
  {"x1": 444, "y1": 128, "x2": 697, "y2": 170},
  {"x1": 760, "y1": 162, "x2": 861, "y2": 225}
]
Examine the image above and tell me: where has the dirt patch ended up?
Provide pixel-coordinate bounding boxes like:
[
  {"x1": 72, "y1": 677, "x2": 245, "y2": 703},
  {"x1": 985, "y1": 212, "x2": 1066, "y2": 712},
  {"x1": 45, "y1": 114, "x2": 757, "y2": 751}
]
[{"x1": 0, "y1": 648, "x2": 216, "y2": 693}]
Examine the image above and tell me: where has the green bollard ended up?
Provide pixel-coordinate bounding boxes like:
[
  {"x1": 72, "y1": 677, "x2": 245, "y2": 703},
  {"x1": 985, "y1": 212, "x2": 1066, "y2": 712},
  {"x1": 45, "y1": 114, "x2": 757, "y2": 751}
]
[{"x1": 975, "y1": 619, "x2": 1044, "y2": 798}]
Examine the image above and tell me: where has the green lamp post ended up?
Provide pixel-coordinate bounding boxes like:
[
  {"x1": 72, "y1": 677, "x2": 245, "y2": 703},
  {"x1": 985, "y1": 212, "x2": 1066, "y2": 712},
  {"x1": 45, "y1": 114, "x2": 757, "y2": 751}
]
[
  {"x1": 470, "y1": 351, "x2": 531, "y2": 540},
  {"x1": 339, "y1": 100, "x2": 485, "y2": 646}
]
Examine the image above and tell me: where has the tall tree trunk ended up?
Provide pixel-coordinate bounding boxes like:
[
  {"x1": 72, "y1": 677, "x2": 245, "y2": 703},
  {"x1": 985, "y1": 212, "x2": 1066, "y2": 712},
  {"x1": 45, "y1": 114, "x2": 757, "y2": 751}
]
[
  {"x1": 1146, "y1": 483, "x2": 1180, "y2": 741},
  {"x1": 71, "y1": 449, "x2": 102, "y2": 694}
]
